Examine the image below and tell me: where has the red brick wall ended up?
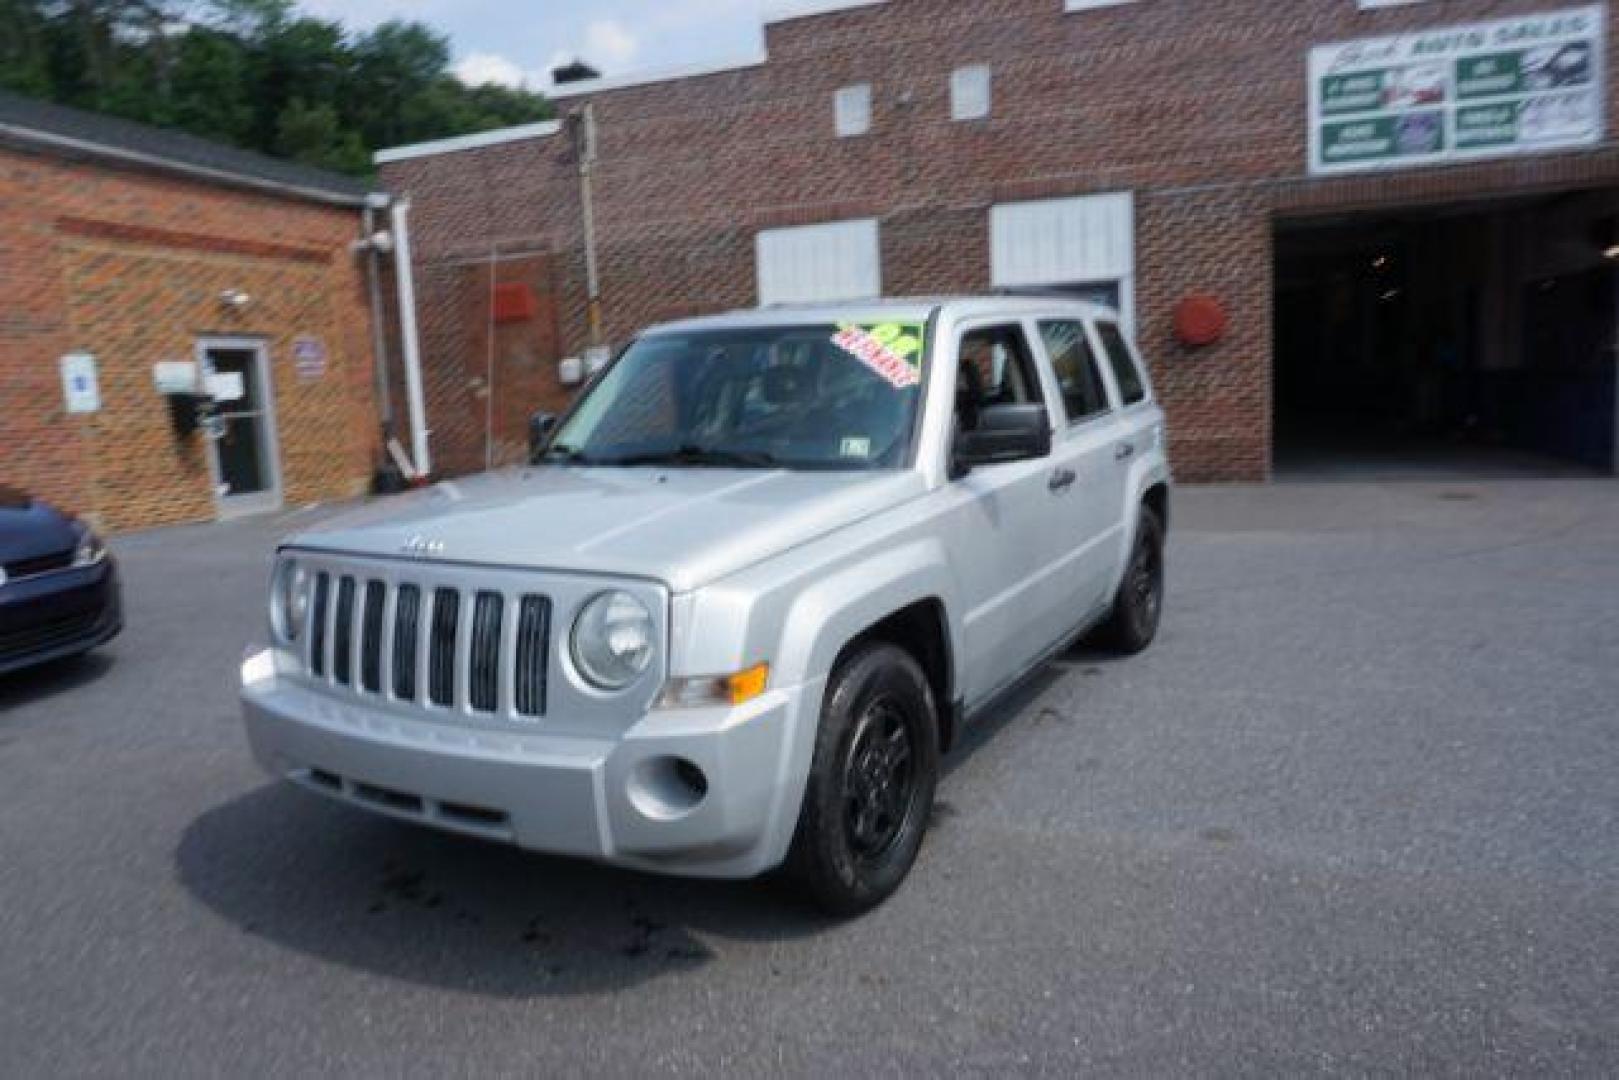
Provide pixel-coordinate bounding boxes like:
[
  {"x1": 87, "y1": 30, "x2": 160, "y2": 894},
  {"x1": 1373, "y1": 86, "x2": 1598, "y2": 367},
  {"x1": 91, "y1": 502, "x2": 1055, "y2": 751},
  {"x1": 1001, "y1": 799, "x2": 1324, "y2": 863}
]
[
  {"x1": 381, "y1": 0, "x2": 1619, "y2": 481},
  {"x1": 0, "y1": 144, "x2": 377, "y2": 531}
]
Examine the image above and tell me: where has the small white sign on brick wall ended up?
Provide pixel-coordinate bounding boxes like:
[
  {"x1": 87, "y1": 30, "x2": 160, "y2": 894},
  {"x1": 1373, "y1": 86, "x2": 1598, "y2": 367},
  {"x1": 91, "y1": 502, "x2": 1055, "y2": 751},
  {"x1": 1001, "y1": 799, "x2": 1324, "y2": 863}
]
[{"x1": 60, "y1": 352, "x2": 101, "y2": 414}]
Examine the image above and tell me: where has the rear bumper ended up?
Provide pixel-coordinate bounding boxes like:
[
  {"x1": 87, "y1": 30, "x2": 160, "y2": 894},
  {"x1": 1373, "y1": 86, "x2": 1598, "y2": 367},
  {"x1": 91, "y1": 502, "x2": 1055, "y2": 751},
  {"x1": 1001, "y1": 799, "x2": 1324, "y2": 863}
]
[
  {"x1": 240, "y1": 651, "x2": 824, "y2": 879},
  {"x1": 0, "y1": 561, "x2": 122, "y2": 676}
]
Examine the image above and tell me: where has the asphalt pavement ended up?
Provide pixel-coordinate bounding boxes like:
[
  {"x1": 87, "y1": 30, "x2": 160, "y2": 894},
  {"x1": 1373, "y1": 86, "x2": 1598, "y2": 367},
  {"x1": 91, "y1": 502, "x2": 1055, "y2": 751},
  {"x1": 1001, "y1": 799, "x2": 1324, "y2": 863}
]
[{"x1": 1, "y1": 479, "x2": 1616, "y2": 1076}]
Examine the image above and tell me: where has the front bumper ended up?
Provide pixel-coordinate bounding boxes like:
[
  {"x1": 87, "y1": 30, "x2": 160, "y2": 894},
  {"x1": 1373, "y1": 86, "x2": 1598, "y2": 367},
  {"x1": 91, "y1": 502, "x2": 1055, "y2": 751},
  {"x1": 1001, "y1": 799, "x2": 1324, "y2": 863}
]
[
  {"x1": 0, "y1": 560, "x2": 122, "y2": 676},
  {"x1": 241, "y1": 652, "x2": 824, "y2": 879}
]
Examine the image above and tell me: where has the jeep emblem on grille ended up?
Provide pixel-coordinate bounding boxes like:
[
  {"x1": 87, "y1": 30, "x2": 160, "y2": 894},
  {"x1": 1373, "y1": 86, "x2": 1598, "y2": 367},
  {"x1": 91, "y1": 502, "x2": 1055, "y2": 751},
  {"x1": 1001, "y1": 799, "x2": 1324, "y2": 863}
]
[{"x1": 401, "y1": 536, "x2": 444, "y2": 556}]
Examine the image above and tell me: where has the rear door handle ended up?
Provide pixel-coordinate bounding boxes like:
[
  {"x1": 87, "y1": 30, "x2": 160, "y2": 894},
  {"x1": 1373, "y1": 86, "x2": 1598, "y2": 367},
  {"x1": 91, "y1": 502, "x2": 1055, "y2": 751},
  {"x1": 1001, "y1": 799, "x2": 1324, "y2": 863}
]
[
  {"x1": 1115, "y1": 442, "x2": 1135, "y2": 462},
  {"x1": 1048, "y1": 468, "x2": 1077, "y2": 493}
]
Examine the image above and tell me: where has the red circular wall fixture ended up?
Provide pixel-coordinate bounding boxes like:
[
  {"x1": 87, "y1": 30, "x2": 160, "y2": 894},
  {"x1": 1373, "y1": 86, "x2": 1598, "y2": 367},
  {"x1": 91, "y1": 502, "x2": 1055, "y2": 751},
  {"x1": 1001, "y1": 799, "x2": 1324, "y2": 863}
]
[{"x1": 1174, "y1": 294, "x2": 1227, "y2": 348}]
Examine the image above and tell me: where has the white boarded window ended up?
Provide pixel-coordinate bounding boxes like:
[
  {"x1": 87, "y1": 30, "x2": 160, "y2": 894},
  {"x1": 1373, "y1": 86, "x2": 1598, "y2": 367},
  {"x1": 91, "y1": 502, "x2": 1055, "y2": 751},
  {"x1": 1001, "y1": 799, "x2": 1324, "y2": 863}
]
[
  {"x1": 756, "y1": 218, "x2": 881, "y2": 306},
  {"x1": 951, "y1": 65, "x2": 991, "y2": 121},
  {"x1": 835, "y1": 84, "x2": 871, "y2": 136},
  {"x1": 990, "y1": 192, "x2": 1135, "y2": 332}
]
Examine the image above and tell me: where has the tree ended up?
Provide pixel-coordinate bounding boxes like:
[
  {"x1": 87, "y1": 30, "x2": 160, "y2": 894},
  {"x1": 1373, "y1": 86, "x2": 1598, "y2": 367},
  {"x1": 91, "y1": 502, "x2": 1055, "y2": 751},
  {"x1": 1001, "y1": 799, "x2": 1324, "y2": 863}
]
[
  {"x1": 0, "y1": 0, "x2": 555, "y2": 176},
  {"x1": 274, "y1": 97, "x2": 368, "y2": 173}
]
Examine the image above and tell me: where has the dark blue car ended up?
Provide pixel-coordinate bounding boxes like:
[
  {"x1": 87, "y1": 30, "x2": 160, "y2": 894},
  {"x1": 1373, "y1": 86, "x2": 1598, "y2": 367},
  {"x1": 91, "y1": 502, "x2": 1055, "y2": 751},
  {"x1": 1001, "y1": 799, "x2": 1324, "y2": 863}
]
[{"x1": 0, "y1": 486, "x2": 122, "y2": 676}]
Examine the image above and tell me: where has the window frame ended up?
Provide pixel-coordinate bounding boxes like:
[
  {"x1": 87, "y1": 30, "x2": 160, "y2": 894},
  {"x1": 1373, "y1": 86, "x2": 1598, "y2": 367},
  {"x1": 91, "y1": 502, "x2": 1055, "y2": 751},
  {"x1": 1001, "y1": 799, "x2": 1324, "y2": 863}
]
[
  {"x1": 1036, "y1": 317, "x2": 1115, "y2": 427},
  {"x1": 1090, "y1": 319, "x2": 1150, "y2": 408}
]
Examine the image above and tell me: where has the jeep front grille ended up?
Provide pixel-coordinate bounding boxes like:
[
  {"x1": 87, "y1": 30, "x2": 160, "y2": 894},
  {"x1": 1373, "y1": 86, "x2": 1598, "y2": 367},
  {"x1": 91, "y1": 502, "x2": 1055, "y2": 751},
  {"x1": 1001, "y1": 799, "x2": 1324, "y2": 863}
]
[{"x1": 302, "y1": 572, "x2": 551, "y2": 720}]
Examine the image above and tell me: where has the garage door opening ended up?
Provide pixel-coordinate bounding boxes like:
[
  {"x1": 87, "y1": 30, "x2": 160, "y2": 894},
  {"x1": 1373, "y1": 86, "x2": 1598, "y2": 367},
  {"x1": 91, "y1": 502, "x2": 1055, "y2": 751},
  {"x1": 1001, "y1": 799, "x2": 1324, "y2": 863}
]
[{"x1": 1274, "y1": 192, "x2": 1619, "y2": 480}]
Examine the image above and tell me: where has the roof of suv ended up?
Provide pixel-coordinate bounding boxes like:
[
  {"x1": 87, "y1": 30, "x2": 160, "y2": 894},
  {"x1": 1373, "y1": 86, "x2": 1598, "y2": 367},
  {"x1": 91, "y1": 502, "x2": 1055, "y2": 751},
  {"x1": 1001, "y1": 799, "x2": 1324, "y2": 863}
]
[{"x1": 649, "y1": 296, "x2": 1122, "y2": 335}]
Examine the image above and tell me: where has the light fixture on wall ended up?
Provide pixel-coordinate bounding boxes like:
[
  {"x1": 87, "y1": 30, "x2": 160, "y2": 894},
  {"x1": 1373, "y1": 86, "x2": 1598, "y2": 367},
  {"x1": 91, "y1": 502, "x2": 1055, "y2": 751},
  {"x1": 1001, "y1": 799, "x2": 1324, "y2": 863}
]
[{"x1": 219, "y1": 288, "x2": 252, "y2": 310}]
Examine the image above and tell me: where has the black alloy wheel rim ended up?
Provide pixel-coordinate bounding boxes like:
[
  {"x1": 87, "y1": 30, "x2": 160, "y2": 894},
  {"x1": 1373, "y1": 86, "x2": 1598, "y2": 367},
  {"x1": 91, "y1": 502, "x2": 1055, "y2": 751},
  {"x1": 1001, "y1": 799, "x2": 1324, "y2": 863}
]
[
  {"x1": 1131, "y1": 530, "x2": 1163, "y2": 630},
  {"x1": 843, "y1": 695, "x2": 916, "y2": 862}
]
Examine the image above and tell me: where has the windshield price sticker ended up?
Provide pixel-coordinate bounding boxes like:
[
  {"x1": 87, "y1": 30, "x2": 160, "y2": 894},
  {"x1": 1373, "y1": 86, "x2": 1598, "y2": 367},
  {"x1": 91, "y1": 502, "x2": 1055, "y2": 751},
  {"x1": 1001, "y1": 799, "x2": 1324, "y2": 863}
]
[{"x1": 832, "y1": 322, "x2": 924, "y2": 390}]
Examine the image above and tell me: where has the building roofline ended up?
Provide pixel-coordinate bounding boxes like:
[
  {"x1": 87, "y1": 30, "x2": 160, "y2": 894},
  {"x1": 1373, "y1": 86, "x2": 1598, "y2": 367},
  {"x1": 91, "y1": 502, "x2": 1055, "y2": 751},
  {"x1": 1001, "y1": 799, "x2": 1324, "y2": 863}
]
[
  {"x1": 548, "y1": 53, "x2": 769, "y2": 101},
  {"x1": 0, "y1": 120, "x2": 374, "y2": 208},
  {"x1": 549, "y1": 0, "x2": 888, "y2": 100},
  {"x1": 371, "y1": 1, "x2": 891, "y2": 164},
  {"x1": 374, "y1": 120, "x2": 563, "y2": 165}
]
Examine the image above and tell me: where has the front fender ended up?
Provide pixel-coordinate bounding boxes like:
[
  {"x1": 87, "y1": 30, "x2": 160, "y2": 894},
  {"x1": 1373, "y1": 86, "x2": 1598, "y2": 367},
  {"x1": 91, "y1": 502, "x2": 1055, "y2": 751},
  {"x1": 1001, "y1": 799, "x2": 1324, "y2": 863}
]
[{"x1": 773, "y1": 535, "x2": 959, "y2": 691}]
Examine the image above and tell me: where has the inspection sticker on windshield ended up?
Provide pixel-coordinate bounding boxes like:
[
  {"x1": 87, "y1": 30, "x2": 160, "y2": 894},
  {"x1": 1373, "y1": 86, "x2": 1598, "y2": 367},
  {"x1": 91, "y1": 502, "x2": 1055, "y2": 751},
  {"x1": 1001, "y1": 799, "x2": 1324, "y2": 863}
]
[
  {"x1": 840, "y1": 436, "x2": 871, "y2": 459},
  {"x1": 832, "y1": 322, "x2": 924, "y2": 390}
]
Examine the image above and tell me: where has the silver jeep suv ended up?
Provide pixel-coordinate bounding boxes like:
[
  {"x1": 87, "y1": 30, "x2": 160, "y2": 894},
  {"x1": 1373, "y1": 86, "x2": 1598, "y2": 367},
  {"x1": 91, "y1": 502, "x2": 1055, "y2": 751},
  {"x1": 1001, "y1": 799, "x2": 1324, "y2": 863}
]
[{"x1": 241, "y1": 297, "x2": 1170, "y2": 913}]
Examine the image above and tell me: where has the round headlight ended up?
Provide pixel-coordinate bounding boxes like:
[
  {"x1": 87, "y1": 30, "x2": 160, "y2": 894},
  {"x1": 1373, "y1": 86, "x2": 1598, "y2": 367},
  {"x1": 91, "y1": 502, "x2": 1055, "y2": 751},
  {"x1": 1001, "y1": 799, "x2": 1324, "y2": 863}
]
[
  {"x1": 271, "y1": 558, "x2": 310, "y2": 643},
  {"x1": 571, "y1": 590, "x2": 655, "y2": 691}
]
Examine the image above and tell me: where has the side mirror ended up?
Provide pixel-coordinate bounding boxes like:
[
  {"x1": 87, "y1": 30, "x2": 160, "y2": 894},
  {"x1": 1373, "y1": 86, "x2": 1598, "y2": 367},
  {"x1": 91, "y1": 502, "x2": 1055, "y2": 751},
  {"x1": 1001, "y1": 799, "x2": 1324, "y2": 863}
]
[
  {"x1": 528, "y1": 412, "x2": 558, "y2": 463},
  {"x1": 952, "y1": 404, "x2": 1052, "y2": 475}
]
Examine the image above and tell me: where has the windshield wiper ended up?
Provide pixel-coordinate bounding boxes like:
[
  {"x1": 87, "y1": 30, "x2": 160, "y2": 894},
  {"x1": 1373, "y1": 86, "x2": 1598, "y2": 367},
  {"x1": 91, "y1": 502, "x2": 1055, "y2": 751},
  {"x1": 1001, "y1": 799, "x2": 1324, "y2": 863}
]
[{"x1": 610, "y1": 444, "x2": 782, "y2": 469}]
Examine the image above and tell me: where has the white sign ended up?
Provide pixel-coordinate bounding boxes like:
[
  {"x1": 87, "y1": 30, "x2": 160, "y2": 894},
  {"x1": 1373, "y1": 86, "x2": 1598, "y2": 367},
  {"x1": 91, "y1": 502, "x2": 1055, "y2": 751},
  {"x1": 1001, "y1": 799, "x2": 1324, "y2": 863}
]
[
  {"x1": 60, "y1": 353, "x2": 101, "y2": 414},
  {"x1": 205, "y1": 371, "x2": 246, "y2": 403},
  {"x1": 153, "y1": 361, "x2": 199, "y2": 394},
  {"x1": 293, "y1": 336, "x2": 327, "y2": 381},
  {"x1": 1309, "y1": 6, "x2": 1605, "y2": 176}
]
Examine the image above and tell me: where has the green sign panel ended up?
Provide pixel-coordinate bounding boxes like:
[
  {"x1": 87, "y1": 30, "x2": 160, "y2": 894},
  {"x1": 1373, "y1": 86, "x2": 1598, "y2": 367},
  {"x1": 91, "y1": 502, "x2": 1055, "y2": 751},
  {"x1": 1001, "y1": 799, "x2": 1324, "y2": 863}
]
[
  {"x1": 1321, "y1": 114, "x2": 1445, "y2": 165},
  {"x1": 1455, "y1": 102, "x2": 1522, "y2": 148},
  {"x1": 1456, "y1": 53, "x2": 1525, "y2": 99},
  {"x1": 1309, "y1": 5, "x2": 1604, "y2": 175},
  {"x1": 1321, "y1": 71, "x2": 1388, "y2": 115}
]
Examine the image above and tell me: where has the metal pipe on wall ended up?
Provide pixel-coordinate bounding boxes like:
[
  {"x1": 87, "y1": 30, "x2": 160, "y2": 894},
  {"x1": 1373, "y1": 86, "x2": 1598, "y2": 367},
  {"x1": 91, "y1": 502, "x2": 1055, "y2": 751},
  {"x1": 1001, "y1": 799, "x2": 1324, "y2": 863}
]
[
  {"x1": 575, "y1": 104, "x2": 603, "y2": 346},
  {"x1": 361, "y1": 194, "x2": 395, "y2": 440},
  {"x1": 390, "y1": 198, "x2": 433, "y2": 478}
]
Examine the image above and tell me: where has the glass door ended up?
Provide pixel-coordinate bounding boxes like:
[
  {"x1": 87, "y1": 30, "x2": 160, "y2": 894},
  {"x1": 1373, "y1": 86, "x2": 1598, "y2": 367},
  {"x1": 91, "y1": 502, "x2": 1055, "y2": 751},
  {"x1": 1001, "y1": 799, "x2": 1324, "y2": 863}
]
[{"x1": 199, "y1": 339, "x2": 282, "y2": 517}]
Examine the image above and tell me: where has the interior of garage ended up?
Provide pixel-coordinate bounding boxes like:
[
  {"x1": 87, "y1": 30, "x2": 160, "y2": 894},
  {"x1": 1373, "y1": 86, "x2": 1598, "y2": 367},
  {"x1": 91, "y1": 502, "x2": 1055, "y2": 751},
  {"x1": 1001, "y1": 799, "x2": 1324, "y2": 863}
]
[{"x1": 1273, "y1": 191, "x2": 1619, "y2": 479}]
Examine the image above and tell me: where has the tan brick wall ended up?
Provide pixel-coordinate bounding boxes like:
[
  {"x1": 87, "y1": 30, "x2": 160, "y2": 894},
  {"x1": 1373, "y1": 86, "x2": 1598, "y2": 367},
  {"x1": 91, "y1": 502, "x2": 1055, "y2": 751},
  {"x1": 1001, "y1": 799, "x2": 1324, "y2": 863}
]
[{"x1": 0, "y1": 144, "x2": 377, "y2": 531}]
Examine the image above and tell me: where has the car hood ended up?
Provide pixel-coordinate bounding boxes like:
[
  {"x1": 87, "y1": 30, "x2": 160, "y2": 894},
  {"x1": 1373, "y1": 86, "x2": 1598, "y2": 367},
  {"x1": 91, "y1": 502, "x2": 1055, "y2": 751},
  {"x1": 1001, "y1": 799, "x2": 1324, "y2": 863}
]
[
  {"x1": 0, "y1": 487, "x2": 79, "y2": 564},
  {"x1": 291, "y1": 466, "x2": 926, "y2": 593}
]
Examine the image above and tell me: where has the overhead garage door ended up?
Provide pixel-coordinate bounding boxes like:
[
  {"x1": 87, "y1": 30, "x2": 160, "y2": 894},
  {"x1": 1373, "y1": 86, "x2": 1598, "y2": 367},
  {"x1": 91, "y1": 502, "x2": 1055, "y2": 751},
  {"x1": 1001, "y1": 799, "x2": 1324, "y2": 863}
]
[
  {"x1": 756, "y1": 218, "x2": 881, "y2": 306},
  {"x1": 991, "y1": 192, "x2": 1135, "y2": 332}
]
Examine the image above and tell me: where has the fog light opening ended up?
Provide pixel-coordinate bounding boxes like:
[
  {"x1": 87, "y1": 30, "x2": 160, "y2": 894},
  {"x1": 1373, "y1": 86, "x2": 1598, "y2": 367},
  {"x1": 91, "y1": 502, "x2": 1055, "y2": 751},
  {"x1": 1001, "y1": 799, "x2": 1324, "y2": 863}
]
[
  {"x1": 627, "y1": 756, "x2": 710, "y2": 821},
  {"x1": 673, "y1": 758, "x2": 709, "y2": 800}
]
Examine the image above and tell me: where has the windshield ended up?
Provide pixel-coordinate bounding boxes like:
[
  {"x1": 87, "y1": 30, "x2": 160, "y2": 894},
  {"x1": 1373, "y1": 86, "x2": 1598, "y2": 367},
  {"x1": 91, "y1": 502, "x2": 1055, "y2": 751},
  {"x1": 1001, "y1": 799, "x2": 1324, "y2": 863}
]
[{"x1": 548, "y1": 321, "x2": 929, "y2": 470}]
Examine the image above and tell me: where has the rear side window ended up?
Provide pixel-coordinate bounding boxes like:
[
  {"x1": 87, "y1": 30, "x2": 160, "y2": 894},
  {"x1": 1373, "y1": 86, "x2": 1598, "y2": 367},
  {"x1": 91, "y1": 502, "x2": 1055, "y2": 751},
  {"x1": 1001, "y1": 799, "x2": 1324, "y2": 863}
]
[
  {"x1": 1095, "y1": 322, "x2": 1146, "y2": 406},
  {"x1": 1038, "y1": 321, "x2": 1110, "y2": 424}
]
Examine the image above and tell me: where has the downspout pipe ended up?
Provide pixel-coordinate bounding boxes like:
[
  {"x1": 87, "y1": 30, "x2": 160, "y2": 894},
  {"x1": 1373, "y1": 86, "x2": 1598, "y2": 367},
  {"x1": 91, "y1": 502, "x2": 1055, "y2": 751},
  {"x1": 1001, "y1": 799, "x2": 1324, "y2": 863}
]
[
  {"x1": 575, "y1": 104, "x2": 604, "y2": 346},
  {"x1": 361, "y1": 193, "x2": 395, "y2": 440},
  {"x1": 390, "y1": 197, "x2": 433, "y2": 478}
]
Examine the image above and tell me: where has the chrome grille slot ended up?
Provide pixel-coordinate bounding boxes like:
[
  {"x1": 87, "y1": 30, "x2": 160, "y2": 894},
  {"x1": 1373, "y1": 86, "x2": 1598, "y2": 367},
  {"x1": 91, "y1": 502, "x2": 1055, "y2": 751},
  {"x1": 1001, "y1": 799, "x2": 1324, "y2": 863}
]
[
  {"x1": 469, "y1": 591, "x2": 504, "y2": 713},
  {"x1": 360, "y1": 580, "x2": 386, "y2": 694},
  {"x1": 332, "y1": 576, "x2": 356, "y2": 685},
  {"x1": 392, "y1": 584, "x2": 421, "y2": 701},
  {"x1": 287, "y1": 557, "x2": 601, "y2": 725},
  {"x1": 428, "y1": 588, "x2": 459, "y2": 707},
  {"x1": 309, "y1": 572, "x2": 330, "y2": 677},
  {"x1": 515, "y1": 596, "x2": 551, "y2": 718}
]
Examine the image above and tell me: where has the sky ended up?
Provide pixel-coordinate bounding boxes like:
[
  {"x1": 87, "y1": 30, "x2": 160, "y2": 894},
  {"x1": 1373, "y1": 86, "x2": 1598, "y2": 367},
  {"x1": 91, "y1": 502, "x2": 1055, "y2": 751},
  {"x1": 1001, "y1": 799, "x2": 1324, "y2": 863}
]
[{"x1": 297, "y1": 0, "x2": 789, "y2": 90}]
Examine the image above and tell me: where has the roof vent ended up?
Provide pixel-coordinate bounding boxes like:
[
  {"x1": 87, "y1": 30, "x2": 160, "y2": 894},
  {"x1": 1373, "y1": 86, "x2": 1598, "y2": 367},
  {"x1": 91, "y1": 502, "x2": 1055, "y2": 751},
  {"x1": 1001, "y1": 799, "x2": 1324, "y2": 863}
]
[{"x1": 552, "y1": 60, "x2": 602, "y2": 85}]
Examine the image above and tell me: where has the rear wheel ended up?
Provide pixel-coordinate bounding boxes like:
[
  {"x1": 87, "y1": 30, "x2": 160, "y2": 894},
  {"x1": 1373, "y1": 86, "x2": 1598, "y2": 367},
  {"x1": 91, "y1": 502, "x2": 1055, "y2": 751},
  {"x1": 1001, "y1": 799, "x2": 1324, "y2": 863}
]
[
  {"x1": 1096, "y1": 505, "x2": 1165, "y2": 654},
  {"x1": 786, "y1": 642, "x2": 939, "y2": 917}
]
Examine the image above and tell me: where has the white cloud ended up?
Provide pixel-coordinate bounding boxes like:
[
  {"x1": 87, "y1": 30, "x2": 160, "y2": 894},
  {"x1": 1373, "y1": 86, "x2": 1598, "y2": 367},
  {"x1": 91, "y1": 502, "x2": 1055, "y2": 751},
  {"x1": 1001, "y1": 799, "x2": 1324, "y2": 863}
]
[
  {"x1": 583, "y1": 19, "x2": 641, "y2": 70},
  {"x1": 453, "y1": 52, "x2": 534, "y2": 89}
]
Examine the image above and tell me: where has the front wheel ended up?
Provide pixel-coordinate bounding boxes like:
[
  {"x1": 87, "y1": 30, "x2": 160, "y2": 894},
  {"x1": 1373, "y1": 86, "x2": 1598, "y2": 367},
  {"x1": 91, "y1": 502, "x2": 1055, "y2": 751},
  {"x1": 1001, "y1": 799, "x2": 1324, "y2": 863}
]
[
  {"x1": 786, "y1": 642, "x2": 940, "y2": 917},
  {"x1": 1096, "y1": 505, "x2": 1165, "y2": 654}
]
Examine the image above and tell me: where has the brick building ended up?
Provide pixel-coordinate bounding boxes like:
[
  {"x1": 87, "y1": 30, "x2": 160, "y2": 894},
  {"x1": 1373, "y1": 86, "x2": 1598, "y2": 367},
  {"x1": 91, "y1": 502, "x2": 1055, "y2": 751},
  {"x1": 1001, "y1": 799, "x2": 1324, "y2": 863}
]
[
  {"x1": 1, "y1": 90, "x2": 387, "y2": 531},
  {"x1": 378, "y1": 0, "x2": 1619, "y2": 482}
]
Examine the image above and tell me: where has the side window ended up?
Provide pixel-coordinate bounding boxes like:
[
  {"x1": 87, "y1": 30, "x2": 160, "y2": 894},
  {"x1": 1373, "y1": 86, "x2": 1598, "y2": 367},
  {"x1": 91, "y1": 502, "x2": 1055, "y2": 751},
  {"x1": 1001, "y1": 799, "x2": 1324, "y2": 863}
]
[
  {"x1": 1095, "y1": 322, "x2": 1146, "y2": 406},
  {"x1": 956, "y1": 325, "x2": 1044, "y2": 432},
  {"x1": 1038, "y1": 320, "x2": 1110, "y2": 424}
]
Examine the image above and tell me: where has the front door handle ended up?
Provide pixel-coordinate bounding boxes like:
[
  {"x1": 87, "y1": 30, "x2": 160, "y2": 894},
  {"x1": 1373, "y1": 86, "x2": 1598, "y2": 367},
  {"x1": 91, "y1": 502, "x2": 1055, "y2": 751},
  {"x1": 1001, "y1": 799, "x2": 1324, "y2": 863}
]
[
  {"x1": 1048, "y1": 468, "x2": 1077, "y2": 493},
  {"x1": 1115, "y1": 442, "x2": 1135, "y2": 462}
]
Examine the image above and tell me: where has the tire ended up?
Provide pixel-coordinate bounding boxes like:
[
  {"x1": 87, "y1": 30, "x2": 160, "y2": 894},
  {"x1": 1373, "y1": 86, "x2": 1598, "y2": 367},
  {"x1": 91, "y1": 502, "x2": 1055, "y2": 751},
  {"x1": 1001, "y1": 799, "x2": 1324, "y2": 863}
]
[
  {"x1": 1096, "y1": 505, "x2": 1165, "y2": 655},
  {"x1": 786, "y1": 641, "x2": 940, "y2": 917}
]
